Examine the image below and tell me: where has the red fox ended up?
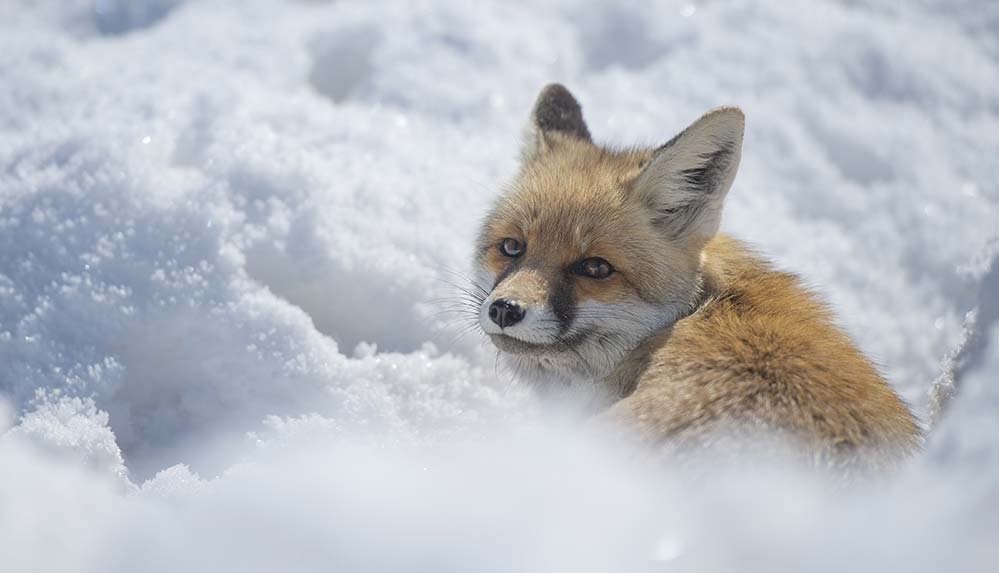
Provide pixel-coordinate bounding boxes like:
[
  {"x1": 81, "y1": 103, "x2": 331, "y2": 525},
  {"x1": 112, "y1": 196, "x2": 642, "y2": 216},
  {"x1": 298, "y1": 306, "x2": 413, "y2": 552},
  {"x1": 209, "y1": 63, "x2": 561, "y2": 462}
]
[{"x1": 474, "y1": 84, "x2": 920, "y2": 472}]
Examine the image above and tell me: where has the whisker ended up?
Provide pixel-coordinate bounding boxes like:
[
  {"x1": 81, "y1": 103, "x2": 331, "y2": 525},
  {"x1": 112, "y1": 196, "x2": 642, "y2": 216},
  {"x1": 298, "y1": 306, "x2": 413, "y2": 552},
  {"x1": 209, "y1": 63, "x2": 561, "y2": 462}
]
[{"x1": 433, "y1": 265, "x2": 490, "y2": 296}]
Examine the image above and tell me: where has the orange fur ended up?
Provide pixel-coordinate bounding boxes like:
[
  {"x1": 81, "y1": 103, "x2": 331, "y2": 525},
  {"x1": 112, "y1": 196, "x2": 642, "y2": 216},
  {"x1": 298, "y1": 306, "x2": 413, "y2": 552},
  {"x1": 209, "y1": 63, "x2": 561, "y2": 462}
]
[
  {"x1": 477, "y1": 85, "x2": 921, "y2": 473},
  {"x1": 604, "y1": 236, "x2": 922, "y2": 472}
]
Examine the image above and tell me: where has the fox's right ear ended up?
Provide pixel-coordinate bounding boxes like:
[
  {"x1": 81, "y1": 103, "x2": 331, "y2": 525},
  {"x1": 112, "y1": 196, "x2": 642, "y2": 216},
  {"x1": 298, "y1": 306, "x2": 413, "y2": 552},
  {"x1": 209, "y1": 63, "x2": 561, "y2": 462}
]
[
  {"x1": 521, "y1": 84, "x2": 592, "y2": 162},
  {"x1": 634, "y1": 107, "x2": 744, "y2": 246}
]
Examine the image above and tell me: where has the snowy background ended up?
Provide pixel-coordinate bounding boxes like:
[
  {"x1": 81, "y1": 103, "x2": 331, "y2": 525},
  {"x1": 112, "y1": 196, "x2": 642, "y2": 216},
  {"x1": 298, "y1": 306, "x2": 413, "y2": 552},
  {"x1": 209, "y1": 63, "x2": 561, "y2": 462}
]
[{"x1": 1, "y1": 0, "x2": 997, "y2": 570}]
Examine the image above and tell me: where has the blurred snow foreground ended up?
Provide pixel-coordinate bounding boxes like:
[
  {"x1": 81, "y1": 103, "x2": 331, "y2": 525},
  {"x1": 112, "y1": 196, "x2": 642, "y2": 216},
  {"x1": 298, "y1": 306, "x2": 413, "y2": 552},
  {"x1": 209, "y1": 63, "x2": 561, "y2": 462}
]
[{"x1": 0, "y1": 0, "x2": 996, "y2": 570}]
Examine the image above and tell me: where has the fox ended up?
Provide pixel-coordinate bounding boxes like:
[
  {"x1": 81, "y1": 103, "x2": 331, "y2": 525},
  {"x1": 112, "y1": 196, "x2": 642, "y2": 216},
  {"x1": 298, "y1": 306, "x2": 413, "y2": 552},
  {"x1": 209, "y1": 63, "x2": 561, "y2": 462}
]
[{"x1": 472, "y1": 84, "x2": 921, "y2": 473}]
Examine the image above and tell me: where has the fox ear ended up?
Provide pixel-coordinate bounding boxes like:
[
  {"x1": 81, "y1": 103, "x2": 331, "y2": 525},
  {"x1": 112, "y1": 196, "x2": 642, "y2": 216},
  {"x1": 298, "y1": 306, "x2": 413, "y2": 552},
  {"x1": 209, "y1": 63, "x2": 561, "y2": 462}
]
[
  {"x1": 634, "y1": 107, "x2": 744, "y2": 244},
  {"x1": 522, "y1": 84, "x2": 592, "y2": 162}
]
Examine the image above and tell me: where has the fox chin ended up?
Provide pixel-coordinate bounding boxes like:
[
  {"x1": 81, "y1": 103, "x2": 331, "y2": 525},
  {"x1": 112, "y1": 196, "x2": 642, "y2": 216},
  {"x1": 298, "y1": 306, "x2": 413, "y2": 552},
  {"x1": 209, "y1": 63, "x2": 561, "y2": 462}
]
[{"x1": 472, "y1": 83, "x2": 920, "y2": 473}]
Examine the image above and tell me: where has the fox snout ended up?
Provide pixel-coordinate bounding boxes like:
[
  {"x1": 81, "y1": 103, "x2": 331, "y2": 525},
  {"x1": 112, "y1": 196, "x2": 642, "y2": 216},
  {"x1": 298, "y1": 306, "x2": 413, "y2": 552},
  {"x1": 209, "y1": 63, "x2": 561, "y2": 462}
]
[{"x1": 478, "y1": 267, "x2": 567, "y2": 345}]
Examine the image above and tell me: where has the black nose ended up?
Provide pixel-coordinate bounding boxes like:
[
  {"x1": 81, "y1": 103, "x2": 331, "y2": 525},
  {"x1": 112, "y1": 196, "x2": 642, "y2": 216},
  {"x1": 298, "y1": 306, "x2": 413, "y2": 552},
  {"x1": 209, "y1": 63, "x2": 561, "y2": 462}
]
[{"x1": 488, "y1": 299, "x2": 525, "y2": 328}]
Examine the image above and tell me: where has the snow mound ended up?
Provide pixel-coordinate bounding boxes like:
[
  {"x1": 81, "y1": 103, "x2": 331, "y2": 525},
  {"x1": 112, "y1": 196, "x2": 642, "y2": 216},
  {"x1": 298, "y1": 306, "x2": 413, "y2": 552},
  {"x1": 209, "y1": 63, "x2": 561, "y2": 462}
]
[{"x1": 0, "y1": 0, "x2": 996, "y2": 571}]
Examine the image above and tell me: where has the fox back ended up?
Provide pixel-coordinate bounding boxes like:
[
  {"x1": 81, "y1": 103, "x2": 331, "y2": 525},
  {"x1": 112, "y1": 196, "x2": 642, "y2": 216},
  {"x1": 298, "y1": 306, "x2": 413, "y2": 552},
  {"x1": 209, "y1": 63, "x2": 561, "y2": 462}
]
[{"x1": 474, "y1": 84, "x2": 920, "y2": 471}]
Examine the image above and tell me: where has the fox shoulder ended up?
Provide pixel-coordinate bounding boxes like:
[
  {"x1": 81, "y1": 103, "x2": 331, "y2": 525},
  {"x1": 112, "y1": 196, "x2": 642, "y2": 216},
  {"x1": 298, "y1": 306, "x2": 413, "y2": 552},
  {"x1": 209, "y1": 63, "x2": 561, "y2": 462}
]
[{"x1": 608, "y1": 236, "x2": 922, "y2": 472}]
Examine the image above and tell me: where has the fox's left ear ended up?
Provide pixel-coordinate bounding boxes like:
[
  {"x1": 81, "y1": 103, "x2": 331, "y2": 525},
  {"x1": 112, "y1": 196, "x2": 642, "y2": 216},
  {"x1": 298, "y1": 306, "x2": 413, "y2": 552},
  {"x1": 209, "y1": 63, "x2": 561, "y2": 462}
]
[
  {"x1": 521, "y1": 83, "x2": 592, "y2": 162},
  {"x1": 634, "y1": 107, "x2": 744, "y2": 245}
]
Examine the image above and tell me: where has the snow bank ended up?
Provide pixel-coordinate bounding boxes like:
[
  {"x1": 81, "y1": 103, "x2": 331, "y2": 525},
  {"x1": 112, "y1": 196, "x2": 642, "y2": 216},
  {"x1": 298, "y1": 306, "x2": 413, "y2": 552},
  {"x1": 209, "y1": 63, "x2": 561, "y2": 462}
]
[{"x1": 1, "y1": 0, "x2": 996, "y2": 571}]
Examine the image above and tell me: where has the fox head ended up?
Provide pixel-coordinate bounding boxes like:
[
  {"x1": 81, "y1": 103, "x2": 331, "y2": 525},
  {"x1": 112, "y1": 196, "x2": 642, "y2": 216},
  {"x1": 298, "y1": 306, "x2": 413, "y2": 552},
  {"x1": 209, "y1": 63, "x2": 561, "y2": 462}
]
[{"x1": 474, "y1": 84, "x2": 744, "y2": 384}]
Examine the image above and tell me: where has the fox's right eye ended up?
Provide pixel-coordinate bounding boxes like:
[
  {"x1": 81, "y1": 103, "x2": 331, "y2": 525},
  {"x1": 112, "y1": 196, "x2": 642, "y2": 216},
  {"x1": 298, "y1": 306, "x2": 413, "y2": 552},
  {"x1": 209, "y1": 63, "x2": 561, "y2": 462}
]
[{"x1": 499, "y1": 238, "x2": 524, "y2": 257}]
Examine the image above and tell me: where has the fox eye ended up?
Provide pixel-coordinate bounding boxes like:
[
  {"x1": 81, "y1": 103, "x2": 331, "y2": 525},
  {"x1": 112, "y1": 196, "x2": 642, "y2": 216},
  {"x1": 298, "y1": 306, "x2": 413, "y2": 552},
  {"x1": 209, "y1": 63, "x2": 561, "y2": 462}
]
[
  {"x1": 498, "y1": 238, "x2": 524, "y2": 257},
  {"x1": 574, "y1": 257, "x2": 614, "y2": 279}
]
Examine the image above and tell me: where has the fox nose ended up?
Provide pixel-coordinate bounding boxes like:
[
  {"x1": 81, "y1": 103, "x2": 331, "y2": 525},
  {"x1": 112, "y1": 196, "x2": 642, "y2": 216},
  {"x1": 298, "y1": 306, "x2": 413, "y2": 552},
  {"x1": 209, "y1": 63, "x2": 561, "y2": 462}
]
[{"x1": 488, "y1": 299, "x2": 525, "y2": 328}]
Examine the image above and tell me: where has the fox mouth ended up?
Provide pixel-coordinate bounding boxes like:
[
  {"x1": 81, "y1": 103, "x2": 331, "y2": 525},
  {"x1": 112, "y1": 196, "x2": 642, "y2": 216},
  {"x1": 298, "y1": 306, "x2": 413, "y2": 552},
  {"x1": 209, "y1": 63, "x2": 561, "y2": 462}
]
[{"x1": 487, "y1": 331, "x2": 587, "y2": 355}]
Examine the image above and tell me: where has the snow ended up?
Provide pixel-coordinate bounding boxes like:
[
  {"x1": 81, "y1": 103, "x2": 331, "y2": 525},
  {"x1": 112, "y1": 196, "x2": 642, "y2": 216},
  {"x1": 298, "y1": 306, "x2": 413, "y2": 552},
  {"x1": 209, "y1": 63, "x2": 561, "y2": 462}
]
[{"x1": 0, "y1": 0, "x2": 997, "y2": 571}]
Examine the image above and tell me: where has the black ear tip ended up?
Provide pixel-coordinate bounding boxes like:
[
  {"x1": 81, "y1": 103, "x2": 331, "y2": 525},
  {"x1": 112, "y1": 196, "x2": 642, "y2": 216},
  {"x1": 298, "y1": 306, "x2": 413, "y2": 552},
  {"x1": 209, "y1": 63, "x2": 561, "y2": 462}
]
[
  {"x1": 532, "y1": 83, "x2": 591, "y2": 141},
  {"x1": 535, "y1": 84, "x2": 579, "y2": 113},
  {"x1": 538, "y1": 83, "x2": 574, "y2": 100}
]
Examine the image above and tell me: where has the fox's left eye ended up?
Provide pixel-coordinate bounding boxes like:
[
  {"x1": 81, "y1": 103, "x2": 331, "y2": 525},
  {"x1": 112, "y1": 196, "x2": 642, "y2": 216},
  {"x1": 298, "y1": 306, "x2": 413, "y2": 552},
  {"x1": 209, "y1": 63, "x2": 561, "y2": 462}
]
[
  {"x1": 574, "y1": 257, "x2": 614, "y2": 279},
  {"x1": 499, "y1": 238, "x2": 524, "y2": 257}
]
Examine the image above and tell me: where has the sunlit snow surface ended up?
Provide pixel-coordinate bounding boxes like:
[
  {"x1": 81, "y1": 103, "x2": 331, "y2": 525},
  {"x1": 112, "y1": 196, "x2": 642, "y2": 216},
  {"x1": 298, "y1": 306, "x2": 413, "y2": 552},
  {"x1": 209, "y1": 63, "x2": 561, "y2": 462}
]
[{"x1": 1, "y1": 0, "x2": 997, "y2": 571}]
